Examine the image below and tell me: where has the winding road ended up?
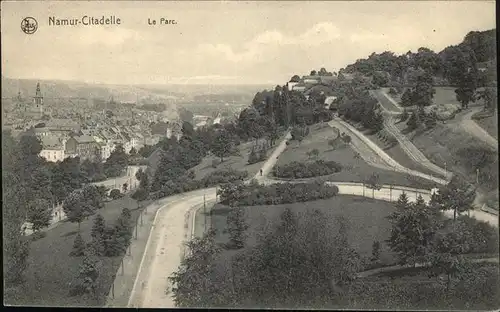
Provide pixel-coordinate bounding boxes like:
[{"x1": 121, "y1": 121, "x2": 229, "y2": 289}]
[{"x1": 123, "y1": 124, "x2": 498, "y2": 308}]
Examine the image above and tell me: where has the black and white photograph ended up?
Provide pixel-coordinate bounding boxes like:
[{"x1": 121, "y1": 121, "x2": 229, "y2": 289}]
[{"x1": 2, "y1": 1, "x2": 498, "y2": 309}]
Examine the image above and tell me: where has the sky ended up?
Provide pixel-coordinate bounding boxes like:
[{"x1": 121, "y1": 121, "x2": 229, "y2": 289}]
[{"x1": 1, "y1": 1, "x2": 496, "y2": 85}]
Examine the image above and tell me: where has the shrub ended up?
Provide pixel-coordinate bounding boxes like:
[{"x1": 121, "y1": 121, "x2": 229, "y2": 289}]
[
  {"x1": 31, "y1": 231, "x2": 47, "y2": 241},
  {"x1": 219, "y1": 181, "x2": 339, "y2": 207},
  {"x1": 248, "y1": 147, "x2": 267, "y2": 165},
  {"x1": 109, "y1": 189, "x2": 123, "y2": 200},
  {"x1": 211, "y1": 159, "x2": 220, "y2": 168},
  {"x1": 201, "y1": 168, "x2": 249, "y2": 187},
  {"x1": 272, "y1": 160, "x2": 342, "y2": 179},
  {"x1": 131, "y1": 187, "x2": 149, "y2": 201},
  {"x1": 70, "y1": 233, "x2": 85, "y2": 257}
]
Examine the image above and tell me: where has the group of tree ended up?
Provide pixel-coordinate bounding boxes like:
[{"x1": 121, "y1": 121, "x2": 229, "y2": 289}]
[
  {"x1": 169, "y1": 208, "x2": 362, "y2": 308},
  {"x1": 251, "y1": 85, "x2": 333, "y2": 130},
  {"x1": 386, "y1": 176, "x2": 497, "y2": 291},
  {"x1": 337, "y1": 90, "x2": 384, "y2": 133},
  {"x1": 70, "y1": 208, "x2": 134, "y2": 262},
  {"x1": 344, "y1": 29, "x2": 496, "y2": 111},
  {"x1": 63, "y1": 184, "x2": 106, "y2": 231}
]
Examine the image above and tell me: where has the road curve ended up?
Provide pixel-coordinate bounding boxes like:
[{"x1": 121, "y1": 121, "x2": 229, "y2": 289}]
[
  {"x1": 460, "y1": 108, "x2": 498, "y2": 150},
  {"x1": 372, "y1": 90, "x2": 452, "y2": 180},
  {"x1": 328, "y1": 118, "x2": 449, "y2": 185},
  {"x1": 124, "y1": 124, "x2": 497, "y2": 308}
]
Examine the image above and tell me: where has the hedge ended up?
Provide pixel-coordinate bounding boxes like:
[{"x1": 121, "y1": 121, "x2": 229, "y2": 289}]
[
  {"x1": 220, "y1": 181, "x2": 340, "y2": 207},
  {"x1": 272, "y1": 160, "x2": 342, "y2": 179}
]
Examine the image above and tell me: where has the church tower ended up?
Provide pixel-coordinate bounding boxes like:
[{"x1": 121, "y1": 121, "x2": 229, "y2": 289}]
[{"x1": 33, "y1": 82, "x2": 44, "y2": 115}]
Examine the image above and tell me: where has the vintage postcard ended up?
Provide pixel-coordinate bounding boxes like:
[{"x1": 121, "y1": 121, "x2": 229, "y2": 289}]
[{"x1": 2, "y1": 0, "x2": 498, "y2": 309}]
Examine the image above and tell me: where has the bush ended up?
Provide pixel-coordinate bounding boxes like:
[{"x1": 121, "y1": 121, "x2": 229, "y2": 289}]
[
  {"x1": 248, "y1": 147, "x2": 267, "y2": 165},
  {"x1": 109, "y1": 189, "x2": 123, "y2": 200},
  {"x1": 201, "y1": 168, "x2": 248, "y2": 187},
  {"x1": 219, "y1": 182, "x2": 339, "y2": 207},
  {"x1": 31, "y1": 231, "x2": 47, "y2": 241},
  {"x1": 272, "y1": 160, "x2": 342, "y2": 179},
  {"x1": 69, "y1": 233, "x2": 85, "y2": 257},
  {"x1": 131, "y1": 188, "x2": 149, "y2": 201},
  {"x1": 211, "y1": 159, "x2": 220, "y2": 168},
  {"x1": 471, "y1": 111, "x2": 494, "y2": 120}
]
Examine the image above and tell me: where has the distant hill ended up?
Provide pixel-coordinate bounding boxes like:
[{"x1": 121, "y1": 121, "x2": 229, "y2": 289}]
[{"x1": 0, "y1": 77, "x2": 185, "y2": 103}]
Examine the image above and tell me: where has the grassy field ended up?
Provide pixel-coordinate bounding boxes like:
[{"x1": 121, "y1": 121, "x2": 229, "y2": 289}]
[
  {"x1": 412, "y1": 122, "x2": 498, "y2": 208},
  {"x1": 192, "y1": 137, "x2": 280, "y2": 180},
  {"x1": 274, "y1": 125, "x2": 439, "y2": 189},
  {"x1": 5, "y1": 195, "x2": 146, "y2": 307},
  {"x1": 474, "y1": 114, "x2": 498, "y2": 139},
  {"x1": 208, "y1": 195, "x2": 398, "y2": 266}
]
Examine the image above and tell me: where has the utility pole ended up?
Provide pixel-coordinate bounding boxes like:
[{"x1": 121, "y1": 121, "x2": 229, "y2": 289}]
[
  {"x1": 476, "y1": 168, "x2": 480, "y2": 184},
  {"x1": 203, "y1": 194, "x2": 207, "y2": 233}
]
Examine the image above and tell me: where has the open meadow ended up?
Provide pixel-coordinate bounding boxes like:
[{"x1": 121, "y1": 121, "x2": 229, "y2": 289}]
[{"x1": 4, "y1": 195, "x2": 145, "y2": 307}]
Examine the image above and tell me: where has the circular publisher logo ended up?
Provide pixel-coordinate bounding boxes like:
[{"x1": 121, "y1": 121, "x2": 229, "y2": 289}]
[{"x1": 21, "y1": 17, "x2": 38, "y2": 34}]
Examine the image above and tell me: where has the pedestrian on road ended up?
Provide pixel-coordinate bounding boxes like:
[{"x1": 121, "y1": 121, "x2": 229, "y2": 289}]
[{"x1": 260, "y1": 169, "x2": 263, "y2": 176}]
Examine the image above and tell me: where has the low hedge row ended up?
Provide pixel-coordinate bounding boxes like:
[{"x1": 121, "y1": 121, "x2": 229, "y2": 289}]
[
  {"x1": 272, "y1": 160, "x2": 342, "y2": 179},
  {"x1": 148, "y1": 169, "x2": 249, "y2": 200},
  {"x1": 219, "y1": 181, "x2": 340, "y2": 207}
]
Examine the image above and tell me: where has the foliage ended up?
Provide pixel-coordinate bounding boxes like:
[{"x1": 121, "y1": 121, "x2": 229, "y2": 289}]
[
  {"x1": 169, "y1": 228, "x2": 222, "y2": 308},
  {"x1": 429, "y1": 175, "x2": 475, "y2": 220},
  {"x1": 272, "y1": 160, "x2": 342, "y2": 179},
  {"x1": 371, "y1": 241, "x2": 381, "y2": 263},
  {"x1": 200, "y1": 169, "x2": 248, "y2": 187},
  {"x1": 26, "y1": 198, "x2": 52, "y2": 232},
  {"x1": 387, "y1": 194, "x2": 440, "y2": 267},
  {"x1": 289, "y1": 75, "x2": 301, "y2": 83},
  {"x1": 104, "y1": 144, "x2": 128, "y2": 178},
  {"x1": 63, "y1": 185, "x2": 103, "y2": 229},
  {"x1": 131, "y1": 187, "x2": 149, "y2": 201},
  {"x1": 109, "y1": 189, "x2": 123, "y2": 200},
  {"x1": 211, "y1": 129, "x2": 237, "y2": 162},
  {"x1": 365, "y1": 173, "x2": 382, "y2": 198},
  {"x1": 399, "y1": 109, "x2": 409, "y2": 122},
  {"x1": 340, "y1": 133, "x2": 352, "y2": 144},
  {"x1": 70, "y1": 247, "x2": 101, "y2": 298},
  {"x1": 169, "y1": 209, "x2": 363, "y2": 308},
  {"x1": 225, "y1": 207, "x2": 249, "y2": 249},
  {"x1": 218, "y1": 181, "x2": 339, "y2": 207},
  {"x1": 70, "y1": 233, "x2": 86, "y2": 257}
]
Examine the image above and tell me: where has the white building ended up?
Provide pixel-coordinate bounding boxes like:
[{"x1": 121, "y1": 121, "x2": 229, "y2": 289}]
[{"x1": 39, "y1": 136, "x2": 66, "y2": 162}]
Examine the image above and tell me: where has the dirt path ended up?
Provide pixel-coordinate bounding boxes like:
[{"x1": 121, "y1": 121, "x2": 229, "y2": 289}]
[{"x1": 460, "y1": 108, "x2": 498, "y2": 150}]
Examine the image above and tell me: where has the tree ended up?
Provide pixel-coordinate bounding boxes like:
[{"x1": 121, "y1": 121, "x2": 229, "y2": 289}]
[
  {"x1": 310, "y1": 70, "x2": 317, "y2": 76},
  {"x1": 26, "y1": 198, "x2": 52, "y2": 233},
  {"x1": 290, "y1": 75, "x2": 301, "y2": 83},
  {"x1": 109, "y1": 189, "x2": 122, "y2": 200},
  {"x1": 169, "y1": 228, "x2": 222, "y2": 307},
  {"x1": 225, "y1": 207, "x2": 249, "y2": 249},
  {"x1": 3, "y1": 131, "x2": 30, "y2": 286},
  {"x1": 129, "y1": 147, "x2": 137, "y2": 156},
  {"x1": 371, "y1": 241, "x2": 381, "y2": 263},
  {"x1": 113, "y1": 208, "x2": 133, "y2": 254},
  {"x1": 91, "y1": 214, "x2": 106, "y2": 241},
  {"x1": 406, "y1": 112, "x2": 419, "y2": 130},
  {"x1": 365, "y1": 173, "x2": 382, "y2": 198},
  {"x1": 104, "y1": 144, "x2": 128, "y2": 178},
  {"x1": 211, "y1": 130, "x2": 234, "y2": 163},
  {"x1": 386, "y1": 196, "x2": 439, "y2": 267},
  {"x1": 122, "y1": 183, "x2": 128, "y2": 193},
  {"x1": 70, "y1": 246, "x2": 101, "y2": 298},
  {"x1": 429, "y1": 175, "x2": 475, "y2": 221},
  {"x1": 340, "y1": 134, "x2": 352, "y2": 144},
  {"x1": 63, "y1": 189, "x2": 98, "y2": 231},
  {"x1": 399, "y1": 109, "x2": 409, "y2": 122},
  {"x1": 412, "y1": 72, "x2": 435, "y2": 107},
  {"x1": 400, "y1": 88, "x2": 413, "y2": 107},
  {"x1": 70, "y1": 233, "x2": 86, "y2": 257}
]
